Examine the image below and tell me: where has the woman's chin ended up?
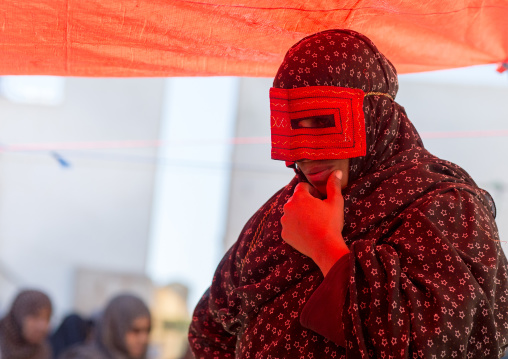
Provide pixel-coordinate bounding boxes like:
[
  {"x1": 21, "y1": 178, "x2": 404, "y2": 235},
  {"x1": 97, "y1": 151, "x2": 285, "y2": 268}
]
[{"x1": 307, "y1": 182, "x2": 327, "y2": 198}]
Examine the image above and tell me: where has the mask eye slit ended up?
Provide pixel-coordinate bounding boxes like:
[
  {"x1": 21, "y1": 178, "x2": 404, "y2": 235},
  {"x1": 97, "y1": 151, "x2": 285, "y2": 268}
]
[{"x1": 290, "y1": 114, "x2": 335, "y2": 129}]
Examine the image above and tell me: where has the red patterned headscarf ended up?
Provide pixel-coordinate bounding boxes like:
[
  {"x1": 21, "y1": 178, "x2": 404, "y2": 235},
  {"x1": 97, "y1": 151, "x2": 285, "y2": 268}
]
[
  {"x1": 271, "y1": 29, "x2": 506, "y2": 356},
  {"x1": 271, "y1": 29, "x2": 491, "y2": 225}
]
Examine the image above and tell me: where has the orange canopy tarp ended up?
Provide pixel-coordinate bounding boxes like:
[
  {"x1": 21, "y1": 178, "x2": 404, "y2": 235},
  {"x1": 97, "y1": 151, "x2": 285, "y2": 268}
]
[{"x1": 1, "y1": 0, "x2": 507, "y2": 77}]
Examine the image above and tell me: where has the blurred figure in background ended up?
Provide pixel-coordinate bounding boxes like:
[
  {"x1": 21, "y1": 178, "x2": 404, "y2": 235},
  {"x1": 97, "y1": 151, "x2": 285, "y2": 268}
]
[
  {"x1": 49, "y1": 314, "x2": 93, "y2": 359},
  {"x1": 60, "y1": 293, "x2": 151, "y2": 359},
  {"x1": 0, "y1": 289, "x2": 53, "y2": 359}
]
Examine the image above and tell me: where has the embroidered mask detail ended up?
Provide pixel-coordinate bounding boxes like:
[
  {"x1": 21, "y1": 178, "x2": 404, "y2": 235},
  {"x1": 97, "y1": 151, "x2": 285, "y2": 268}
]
[{"x1": 270, "y1": 86, "x2": 366, "y2": 165}]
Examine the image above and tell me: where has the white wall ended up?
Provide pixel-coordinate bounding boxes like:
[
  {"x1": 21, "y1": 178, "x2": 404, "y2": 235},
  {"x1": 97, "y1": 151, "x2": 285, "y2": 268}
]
[
  {"x1": 146, "y1": 77, "x2": 240, "y2": 309},
  {"x1": 0, "y1": 77, "x2": 163, "y2": 318}
]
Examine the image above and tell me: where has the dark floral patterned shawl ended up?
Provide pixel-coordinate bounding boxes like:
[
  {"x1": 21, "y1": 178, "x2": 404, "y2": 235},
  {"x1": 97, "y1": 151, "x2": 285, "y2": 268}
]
[{"x1": 189, "y1": 29, "x2": 508, "y2": 359}]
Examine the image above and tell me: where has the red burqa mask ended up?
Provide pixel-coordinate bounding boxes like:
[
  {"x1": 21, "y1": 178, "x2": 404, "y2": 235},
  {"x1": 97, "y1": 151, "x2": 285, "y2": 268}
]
[{"x1": 270, "y1": 86, "x2": 367, "y2": 162}]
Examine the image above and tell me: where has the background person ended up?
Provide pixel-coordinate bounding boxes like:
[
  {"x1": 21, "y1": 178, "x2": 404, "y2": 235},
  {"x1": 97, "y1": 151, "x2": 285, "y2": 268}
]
[
  {"x1": 60, "y1": 293, "x2": 151, "y2": 359},
  {"x1": 0, "y1": 289, "x2": 52, "y2": 359}
]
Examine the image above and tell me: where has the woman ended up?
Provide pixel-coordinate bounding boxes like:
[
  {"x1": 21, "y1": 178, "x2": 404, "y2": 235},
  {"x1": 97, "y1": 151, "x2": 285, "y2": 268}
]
[
  {"x1": 189, "y1": 29, "x2": 508, "y2": 358},
  {"x1": 0, "y1": 289, "x2": 53, "y2": 359},
  {"x1": 61, "y1": 294, "x2": 151, "y2": 359}
]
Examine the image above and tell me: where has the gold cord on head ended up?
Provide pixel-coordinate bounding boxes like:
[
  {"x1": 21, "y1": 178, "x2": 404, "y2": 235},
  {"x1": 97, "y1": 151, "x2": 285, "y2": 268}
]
[{"x1": 365, "y1": 92, "x2": 394, "y2": 100}]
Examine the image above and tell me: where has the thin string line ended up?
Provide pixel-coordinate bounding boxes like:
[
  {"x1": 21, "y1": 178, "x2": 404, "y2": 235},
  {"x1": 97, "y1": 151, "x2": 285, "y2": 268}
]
[{"x1": 2, "y1": 129, "x2": 508, "y2": 153}]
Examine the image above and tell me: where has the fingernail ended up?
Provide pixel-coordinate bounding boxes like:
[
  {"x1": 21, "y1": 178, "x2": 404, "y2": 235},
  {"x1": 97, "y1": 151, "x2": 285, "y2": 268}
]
[{"x1": 336, "y1": 170, "x2": 342, "y2": 180}]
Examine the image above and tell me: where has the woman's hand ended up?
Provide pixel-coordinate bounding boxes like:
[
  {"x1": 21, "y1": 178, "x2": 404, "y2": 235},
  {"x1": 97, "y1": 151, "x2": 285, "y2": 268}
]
[{"x1": 281, "y1": 170, "x2": 349, "y2": 276}]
